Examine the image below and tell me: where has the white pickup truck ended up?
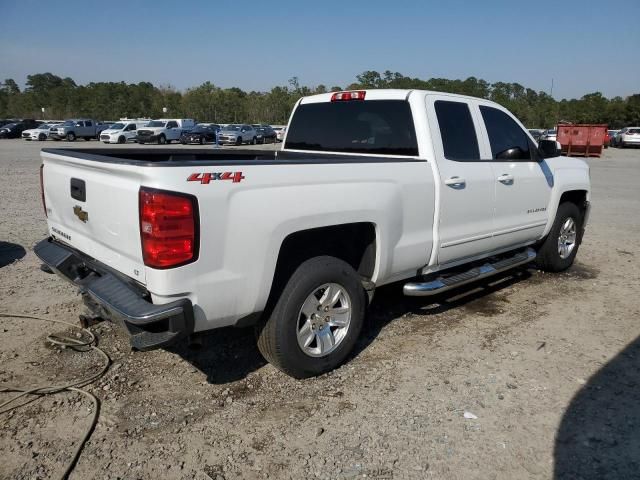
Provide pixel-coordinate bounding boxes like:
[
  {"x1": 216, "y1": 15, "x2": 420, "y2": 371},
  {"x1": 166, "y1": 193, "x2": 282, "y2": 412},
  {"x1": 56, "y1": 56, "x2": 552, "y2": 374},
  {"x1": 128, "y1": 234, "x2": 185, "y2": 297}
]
[{"x1": 36, "y1": 89, "x2": 590, "y2": 378}]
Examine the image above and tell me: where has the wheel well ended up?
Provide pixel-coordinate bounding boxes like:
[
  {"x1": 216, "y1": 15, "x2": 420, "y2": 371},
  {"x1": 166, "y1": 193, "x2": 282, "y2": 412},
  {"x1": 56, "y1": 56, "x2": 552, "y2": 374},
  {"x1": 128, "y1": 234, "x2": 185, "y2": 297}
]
[
  {"x1": 559, "y1": 190, "x2": 588, "y2": 216},
  {"x1": 265, "y1": 223, "x2": 377, "y2": 312}
]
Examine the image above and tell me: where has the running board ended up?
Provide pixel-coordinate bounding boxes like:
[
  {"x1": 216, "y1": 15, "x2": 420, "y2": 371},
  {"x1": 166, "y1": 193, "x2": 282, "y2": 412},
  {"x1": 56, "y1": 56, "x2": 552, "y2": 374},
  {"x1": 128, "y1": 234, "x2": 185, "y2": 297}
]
[{"x1": 403, "y1": 248, "x2": 536, "y2": 296}]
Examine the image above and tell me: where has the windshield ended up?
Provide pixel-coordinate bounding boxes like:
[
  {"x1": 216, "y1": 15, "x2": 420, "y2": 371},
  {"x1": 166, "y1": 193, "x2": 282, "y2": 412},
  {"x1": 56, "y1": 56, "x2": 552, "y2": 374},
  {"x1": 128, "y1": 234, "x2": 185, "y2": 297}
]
[
  {"x1": 285, "y1": 100, "x2": 418, "y2": 156},
  {"x1": 2, "y1": 123, "x2": 18, "y2": 129},
  {"x1": 108, "y1": 123, "x2": 125, "y2": 130},
  {"x1": 147, "y1": 120, "x2": 167, "y2": 127},
  {"x1": 223, "y1": 125, "x2": 241, "y2": 131}
]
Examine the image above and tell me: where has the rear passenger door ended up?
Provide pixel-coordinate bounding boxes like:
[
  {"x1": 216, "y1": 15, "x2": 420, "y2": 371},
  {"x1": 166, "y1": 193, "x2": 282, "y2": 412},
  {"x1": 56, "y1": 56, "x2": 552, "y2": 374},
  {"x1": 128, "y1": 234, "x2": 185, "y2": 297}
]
[
  {"x1": 476, "y1": 104, "x2": 552, "y2": 249},
  {"x1": 426, "y1": 96, "x2": 496, "y2": 264}
]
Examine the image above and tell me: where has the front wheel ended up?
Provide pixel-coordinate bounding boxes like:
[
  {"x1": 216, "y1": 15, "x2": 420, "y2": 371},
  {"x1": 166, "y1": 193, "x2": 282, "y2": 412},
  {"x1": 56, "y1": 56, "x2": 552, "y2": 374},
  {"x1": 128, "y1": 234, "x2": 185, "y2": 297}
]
[
  {"x1": 256, "y1": 256, "x2": 366, "y2": 378},
  {"x1": 535, "y1": 202, "x2": 583, "y2": 272},
  {"x1": 66, "y1": 132, "x2": 76, "y2": 142},
  {"x1": 118, "y1": 136, "x2": 126, "y2": 144},
  {"x1": 236, "y1": 136, "x2": 242, "y2": 146},
  {"x1": 158, "y1": 135, "x2": 166, "y2": 145}
]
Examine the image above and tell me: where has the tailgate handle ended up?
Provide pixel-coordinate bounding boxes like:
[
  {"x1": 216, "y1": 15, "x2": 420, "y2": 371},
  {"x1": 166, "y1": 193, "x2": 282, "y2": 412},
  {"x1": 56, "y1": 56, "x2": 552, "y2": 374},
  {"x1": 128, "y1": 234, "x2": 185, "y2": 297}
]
[{"x1": 70, "y1": 178, "x2": 86, "y2": 202}]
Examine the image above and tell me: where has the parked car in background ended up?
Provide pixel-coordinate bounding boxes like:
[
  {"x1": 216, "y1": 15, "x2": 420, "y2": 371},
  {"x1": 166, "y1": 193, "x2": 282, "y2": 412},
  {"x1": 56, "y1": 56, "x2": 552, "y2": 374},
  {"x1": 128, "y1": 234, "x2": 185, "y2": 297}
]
[
  {"x1": 49, "y1": 119, "x2": 107, "y2": 141},
  {"x1": 255, "y1": 125, "x2": 277, "y2": 144},
  {"x1": 540, "y1": 128, "x2": 557, "y2": 142},
  {"x1": 617, "y1": 127, "x2": 640, "y2": 148},
  {"x1": 273, "y1": 125, "x2": 287, "y2": 142},
  {"x1": 0, "y1": 120, "x2": 40, "y2": 138},
  {"x1": 100, "y1": 120, "x2": 149, "y2": 144},
  {"x1": 217, "y1": 124, "x2": 257, "y2": 145},
  {"x1": 22, "y1": 123, "x2": 57, "y2": 141},
  {"x1": 528, "y1": 129, "x2": 544, "y2": 141},
  {"x1": 180, "y1": 124, "x2": 219, "y2": 144},
  {"x1": 0, "y1": 122, "x2": 27, "y2": 139},
  {"x1": 136, "y1": 118, "x2": 195, "y2": 145},
  {"x1": 608, "y1": 130, "x2": 620, "y2": 147},
  {"x1": 603, "y1": 130, "x2": 610, "y2": 148}
]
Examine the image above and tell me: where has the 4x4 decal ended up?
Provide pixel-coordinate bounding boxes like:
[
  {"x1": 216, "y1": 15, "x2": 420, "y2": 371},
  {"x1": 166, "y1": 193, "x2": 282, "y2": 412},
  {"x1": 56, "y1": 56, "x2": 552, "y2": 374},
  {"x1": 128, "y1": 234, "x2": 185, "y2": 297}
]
[{"x1": 187, "y1": 172, "x2": 245, "y2": 184}]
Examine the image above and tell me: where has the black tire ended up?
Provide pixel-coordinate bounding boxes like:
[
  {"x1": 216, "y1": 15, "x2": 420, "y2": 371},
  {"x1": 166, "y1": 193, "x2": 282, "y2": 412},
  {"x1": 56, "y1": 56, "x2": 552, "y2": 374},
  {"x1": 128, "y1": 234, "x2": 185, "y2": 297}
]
[
  {"x1": 181, "y1": 140, "x2": 187, "y2": 145},
  {"x1": 84, "y1": 137, "x2": 92, "y2": 141},
  {"x1": 38, "y1": 133, "x2": 46, "y2": 141},
  {"x1": 256, "y1": 256, "x2": 366, "y2": 379},
  {"x1": 158, "y1": 134, "x2": 166, "y2": 145},
  {"x1": 199, "y1": 137, "x2": 204, "y2": 145},
  {"x1": 236, "y1": 136, "x2": 242, "y2": 146},
  {"x1": 535, "y1": 202, "x2": 583, "y2": 272},
  {"x1": 66, "y1": 132, "x2": 76, "y2": 142},
  {"x1": 118, "y1": 136, "x2": 126, "y2": 144},
  {"x1": 252, "y1": 136, "x2": 257, "y2": 145}
]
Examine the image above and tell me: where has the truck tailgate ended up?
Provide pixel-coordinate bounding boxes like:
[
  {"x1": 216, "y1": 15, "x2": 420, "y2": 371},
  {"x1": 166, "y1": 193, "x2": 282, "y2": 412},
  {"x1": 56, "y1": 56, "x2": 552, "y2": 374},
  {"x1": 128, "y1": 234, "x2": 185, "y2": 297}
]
[{"x1": 42, "y1": 151, "x2": 146, "y2": 284}]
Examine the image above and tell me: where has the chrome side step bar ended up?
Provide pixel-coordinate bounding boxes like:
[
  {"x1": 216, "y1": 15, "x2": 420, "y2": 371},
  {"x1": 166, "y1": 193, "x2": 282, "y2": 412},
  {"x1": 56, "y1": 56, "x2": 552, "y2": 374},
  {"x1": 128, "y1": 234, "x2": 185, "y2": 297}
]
[{"x1": 403, "y1": 248, "x2": 536, "y2": 297}]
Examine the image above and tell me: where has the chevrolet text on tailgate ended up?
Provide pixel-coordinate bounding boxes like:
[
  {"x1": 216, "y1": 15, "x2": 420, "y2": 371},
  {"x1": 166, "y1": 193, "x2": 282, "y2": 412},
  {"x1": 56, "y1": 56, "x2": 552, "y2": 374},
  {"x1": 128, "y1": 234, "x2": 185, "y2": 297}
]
[{"x1": 36, "y1": 89, "x2": 591, "y2": 378}]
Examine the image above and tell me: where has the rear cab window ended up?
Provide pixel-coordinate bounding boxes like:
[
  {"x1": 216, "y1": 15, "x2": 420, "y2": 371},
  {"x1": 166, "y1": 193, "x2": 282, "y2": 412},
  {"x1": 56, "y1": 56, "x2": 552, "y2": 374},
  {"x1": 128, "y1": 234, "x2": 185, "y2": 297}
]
[
  {"x1": 434, "y1": 100, "x2": 480, "y2": 161},
  {"x1": 285, "y1": 100, "x2": 418, "y2": 156}
]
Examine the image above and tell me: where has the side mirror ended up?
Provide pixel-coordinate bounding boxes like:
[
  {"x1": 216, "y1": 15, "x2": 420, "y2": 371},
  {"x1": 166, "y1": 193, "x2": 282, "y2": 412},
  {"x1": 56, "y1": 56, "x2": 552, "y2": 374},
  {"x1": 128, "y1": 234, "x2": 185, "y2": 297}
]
[
  {"x1": 538, "y1": 139, "x2": 561, "y2": 158},
  {"x1": 496, "y1": 146, "x2": 525, "y2": 160}
]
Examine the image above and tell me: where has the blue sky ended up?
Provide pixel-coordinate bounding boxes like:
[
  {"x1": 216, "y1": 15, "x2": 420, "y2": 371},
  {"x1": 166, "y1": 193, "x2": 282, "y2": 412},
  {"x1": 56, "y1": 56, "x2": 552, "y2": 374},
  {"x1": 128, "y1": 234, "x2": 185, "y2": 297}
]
[{"x1": 1, "y1": 0, "x2": 638, "y2": 99}]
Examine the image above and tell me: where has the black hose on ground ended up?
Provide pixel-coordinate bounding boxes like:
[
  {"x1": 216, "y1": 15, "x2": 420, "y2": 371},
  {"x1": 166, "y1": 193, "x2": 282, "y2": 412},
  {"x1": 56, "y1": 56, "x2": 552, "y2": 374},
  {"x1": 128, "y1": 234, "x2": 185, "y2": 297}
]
[{"x1": 0, "y1": 312, "x2": 111, "y2": 480}]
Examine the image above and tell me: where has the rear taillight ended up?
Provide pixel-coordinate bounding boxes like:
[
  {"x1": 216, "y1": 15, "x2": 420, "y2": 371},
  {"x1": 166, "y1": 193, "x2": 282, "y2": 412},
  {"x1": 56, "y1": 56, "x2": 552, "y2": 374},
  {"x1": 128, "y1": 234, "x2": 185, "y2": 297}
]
[
  {"x1": 330, "y1": 90, "x2": 366, "y2": 102},
  {"x1": 139, "y1": 188, "x2": 198, "y2": 269},
  {"x1": 39, "y1": 164, "x2": 47, "y2": 217}
]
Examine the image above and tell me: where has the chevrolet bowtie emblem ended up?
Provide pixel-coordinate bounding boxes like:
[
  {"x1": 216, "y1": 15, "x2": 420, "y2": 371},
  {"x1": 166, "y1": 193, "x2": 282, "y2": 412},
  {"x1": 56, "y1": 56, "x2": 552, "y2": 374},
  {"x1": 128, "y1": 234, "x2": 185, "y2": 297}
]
[{"x1": 73, "y1": 205, "x2": 89, "y2": 223}]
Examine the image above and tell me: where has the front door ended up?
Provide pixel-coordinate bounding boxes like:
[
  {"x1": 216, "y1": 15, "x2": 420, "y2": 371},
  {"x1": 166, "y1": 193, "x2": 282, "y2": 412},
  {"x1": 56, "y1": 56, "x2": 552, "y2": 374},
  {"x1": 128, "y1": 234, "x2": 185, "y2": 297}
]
[
  {"x1": 426, "y1": 96, "x2": 496, "y2": 264},
  {"x1": 475, "y1": 104, "x2": 552, "y2": 249}
]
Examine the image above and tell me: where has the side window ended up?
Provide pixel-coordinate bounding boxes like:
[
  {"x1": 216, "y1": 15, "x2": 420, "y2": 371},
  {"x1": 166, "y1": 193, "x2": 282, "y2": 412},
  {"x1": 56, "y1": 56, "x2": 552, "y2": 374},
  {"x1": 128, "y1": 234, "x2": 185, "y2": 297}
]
[
  {"x1": 127, "y1": 124, "x2": 136, "y2": 131},
  {"x1": 480, "y1": 106, "x2": 531, "y2": 160},
  {"x1": 167, "y1": 121, "x2": 178, "y2": 128},
  {"x1": 85, "y1": 120, "x2": 92, "y2": 127},
  {"x1": 434, "y1": 101, "x2": 480, "y2": 161}
]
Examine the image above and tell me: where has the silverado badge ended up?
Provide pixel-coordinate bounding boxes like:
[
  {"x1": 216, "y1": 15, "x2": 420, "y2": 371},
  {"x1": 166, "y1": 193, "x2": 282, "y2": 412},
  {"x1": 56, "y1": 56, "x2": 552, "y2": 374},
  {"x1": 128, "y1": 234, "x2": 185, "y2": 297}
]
[{"x1": 73, "y1": 205, "x2": 89, "y2": 223}]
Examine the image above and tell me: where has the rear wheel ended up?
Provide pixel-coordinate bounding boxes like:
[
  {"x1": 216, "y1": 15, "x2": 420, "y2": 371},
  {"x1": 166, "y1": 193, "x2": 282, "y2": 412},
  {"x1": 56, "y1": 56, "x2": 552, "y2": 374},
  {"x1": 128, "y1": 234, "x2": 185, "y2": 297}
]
[
  {"x1": 256, "y1": 256, "x2": 366, "y2": 378},
  {"x1": 535, "y1": 202, "x2": 583, "y2": 272}
]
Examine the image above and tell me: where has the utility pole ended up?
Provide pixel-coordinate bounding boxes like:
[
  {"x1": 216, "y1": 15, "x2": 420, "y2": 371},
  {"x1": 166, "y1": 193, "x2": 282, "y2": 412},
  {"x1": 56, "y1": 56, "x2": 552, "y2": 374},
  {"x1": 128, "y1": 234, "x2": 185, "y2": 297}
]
[{"x1": 550, "y1": 78, "x2": 554, "y2": 98}]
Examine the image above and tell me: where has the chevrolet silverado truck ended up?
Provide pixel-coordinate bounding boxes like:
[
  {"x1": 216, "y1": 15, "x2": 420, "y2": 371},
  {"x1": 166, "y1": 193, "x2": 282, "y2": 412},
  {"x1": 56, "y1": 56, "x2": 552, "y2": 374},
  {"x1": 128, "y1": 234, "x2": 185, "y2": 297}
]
[{"x1": 35, "y1": 89, "x2": 590, "y2": 378}]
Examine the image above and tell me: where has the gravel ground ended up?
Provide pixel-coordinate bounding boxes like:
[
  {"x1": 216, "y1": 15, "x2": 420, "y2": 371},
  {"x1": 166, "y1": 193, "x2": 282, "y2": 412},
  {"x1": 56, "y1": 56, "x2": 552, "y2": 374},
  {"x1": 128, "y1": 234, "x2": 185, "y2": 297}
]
[{"x1": 1, "y1": 139, "x2": 639, "y2": 480}]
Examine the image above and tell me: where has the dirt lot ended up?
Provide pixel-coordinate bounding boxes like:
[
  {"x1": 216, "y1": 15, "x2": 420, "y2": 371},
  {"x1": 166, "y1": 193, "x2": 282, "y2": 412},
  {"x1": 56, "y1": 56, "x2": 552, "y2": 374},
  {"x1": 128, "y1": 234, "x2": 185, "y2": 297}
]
[{"x1": 1, "y1": 139, "x2": 639, "y2": 480}]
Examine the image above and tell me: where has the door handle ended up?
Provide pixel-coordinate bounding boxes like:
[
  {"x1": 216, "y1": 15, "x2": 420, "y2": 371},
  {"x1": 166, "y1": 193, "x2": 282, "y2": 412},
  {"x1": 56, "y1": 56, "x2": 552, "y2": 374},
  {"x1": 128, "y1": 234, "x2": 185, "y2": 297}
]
[
  {"x1": 444, "y1": 176, "x2": 466, "y2": 187},
  {"x1": 497, "y1": 173, "x2": 514, "y2": 184}
]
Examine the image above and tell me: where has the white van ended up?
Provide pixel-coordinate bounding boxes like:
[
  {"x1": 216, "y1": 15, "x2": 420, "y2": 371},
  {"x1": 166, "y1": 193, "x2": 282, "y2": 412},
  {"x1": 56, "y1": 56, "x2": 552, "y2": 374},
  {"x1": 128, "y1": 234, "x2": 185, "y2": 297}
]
[
  {"x1": 100, "y1": 120, "x2": 150, "y2": 144},
  {"x1": 136, "y1": 118, "x2": 196, "y2": 145}
]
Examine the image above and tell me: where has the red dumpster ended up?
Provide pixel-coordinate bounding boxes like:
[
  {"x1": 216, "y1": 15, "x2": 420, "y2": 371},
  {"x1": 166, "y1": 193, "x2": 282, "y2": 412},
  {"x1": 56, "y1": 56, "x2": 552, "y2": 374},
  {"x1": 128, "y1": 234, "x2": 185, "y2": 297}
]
[{"x1": 557, "y1": 124, "x2": 608, "y2": 157}]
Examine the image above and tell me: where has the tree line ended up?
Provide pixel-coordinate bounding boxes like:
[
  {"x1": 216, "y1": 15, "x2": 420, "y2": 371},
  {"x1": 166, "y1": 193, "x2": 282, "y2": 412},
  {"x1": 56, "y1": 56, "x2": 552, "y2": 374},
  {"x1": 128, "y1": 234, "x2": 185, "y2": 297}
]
[{"x1": 1, "y1": 71, "x2": 639, "y2": 128}]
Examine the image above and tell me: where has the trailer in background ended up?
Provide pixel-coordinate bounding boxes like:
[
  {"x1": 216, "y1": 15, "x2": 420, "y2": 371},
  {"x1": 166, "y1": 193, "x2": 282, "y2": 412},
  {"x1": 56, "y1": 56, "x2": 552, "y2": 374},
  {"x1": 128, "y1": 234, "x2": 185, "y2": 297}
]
[{"x1": 557, "y1": 124, "x2": 608, "y2": 157}]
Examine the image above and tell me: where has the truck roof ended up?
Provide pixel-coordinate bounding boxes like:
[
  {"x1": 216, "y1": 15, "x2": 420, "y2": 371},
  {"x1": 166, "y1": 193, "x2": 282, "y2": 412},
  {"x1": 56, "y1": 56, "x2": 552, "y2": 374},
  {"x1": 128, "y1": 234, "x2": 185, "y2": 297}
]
[{"x1": 299, "y1": 89, "x2": 498, "y2": 105}]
